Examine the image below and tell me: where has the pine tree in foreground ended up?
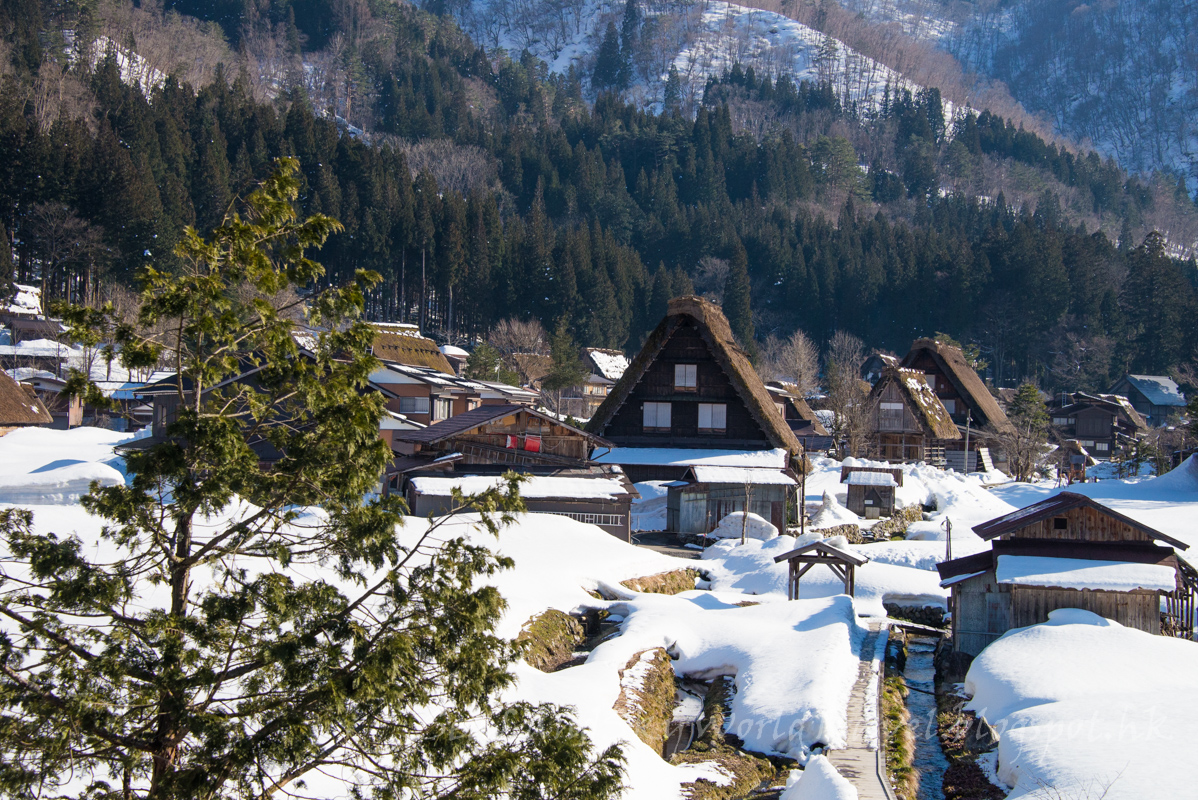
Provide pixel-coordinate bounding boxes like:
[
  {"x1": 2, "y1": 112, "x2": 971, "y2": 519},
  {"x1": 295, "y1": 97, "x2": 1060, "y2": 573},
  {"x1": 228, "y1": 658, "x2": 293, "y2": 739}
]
[{"x1": 0, "y1": 159, "x2": 624, "y2": 800}]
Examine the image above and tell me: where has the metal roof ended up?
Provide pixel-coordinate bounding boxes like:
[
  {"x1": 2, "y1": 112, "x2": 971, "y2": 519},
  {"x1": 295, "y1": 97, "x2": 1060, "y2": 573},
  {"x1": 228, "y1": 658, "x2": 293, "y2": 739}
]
[
  {"x1": 970, "y1": 492, "x2": 1187, "y2": 549},
  {"x1": 1120, "y1": 375, "x2": 1186, "y2": 407}
]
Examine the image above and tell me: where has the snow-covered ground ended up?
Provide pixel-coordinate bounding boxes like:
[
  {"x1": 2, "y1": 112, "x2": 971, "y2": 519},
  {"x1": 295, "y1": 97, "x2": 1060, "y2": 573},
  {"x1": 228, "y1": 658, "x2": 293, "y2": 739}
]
[
  {"x1": 0, "y1": 426, "x2": 876, "y2": 796},
  {"x1": 965, "y1": 609, "x2": 1198, "y2": 799}
]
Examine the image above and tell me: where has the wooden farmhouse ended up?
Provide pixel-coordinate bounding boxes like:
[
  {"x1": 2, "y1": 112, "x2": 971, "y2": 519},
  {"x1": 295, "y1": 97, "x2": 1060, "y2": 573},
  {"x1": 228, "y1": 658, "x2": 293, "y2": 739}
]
[
  {"x1": 0, "y1": 370, "x2": 53, "y2": 435},
  {"x1": 867, "y1": 366, "x2": 961, "y2": 467},
  {"x1": 937, "y1": 493, "x2": 1197, "y2": 656},
  {"x1": 1049, "y1": 391, "x2": 1148, "y2": 460},
  {"x1": 390, "y1": 404, "x2": 610, "y2": 470},
  {"x1": 839, "y1": 465, "x2": 904, "y2": 517},
  {"x1": 584, "y1": 297, "x2": 801, "y2": 533},
  {"x1": 767, "y1": 383, "x2": 832, "y2": 450},
  {"x1": 1107, "y1": 374, "x2": 1187, "y2": 428},
  {"x1": 404, "y1": 466, "x2": 639, "y2": 541},
  {"x1": 585, "y1": 296, "x2": 800, "y2": 470},
  {"x1": 900, "y1": 338, "x2": 1012, "y2": 472}
]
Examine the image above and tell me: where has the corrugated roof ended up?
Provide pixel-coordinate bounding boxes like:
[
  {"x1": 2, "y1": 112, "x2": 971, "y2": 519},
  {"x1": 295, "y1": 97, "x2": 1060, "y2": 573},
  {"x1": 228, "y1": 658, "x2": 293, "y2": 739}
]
[
  {"x1": 1120, "y1": 375, "x2": 1187, "y2": 407},
  {"x1": 937, "y1": 538, "x2": 1179, "y2": 585},
  {"x1": 585, "y1": 296, "x2": 801, "y2": 452},
  {"x1": 845, "y1": 471, "x2": 897, "y2": 487},
  {"x1": 686, "y1": 466, "x2": 797, "y2": 485}
]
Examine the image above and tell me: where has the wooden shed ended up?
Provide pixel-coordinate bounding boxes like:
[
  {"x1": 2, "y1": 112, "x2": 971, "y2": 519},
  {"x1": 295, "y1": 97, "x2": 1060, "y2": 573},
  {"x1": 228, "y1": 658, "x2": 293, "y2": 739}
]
[
  {"x1": 666, "y1": 465, "x2": 796, "y2": 533},
  {"x1": 404, "y1": 466, "x2": 638, "y2": 541},
  {"x1": 937, "y1": 493, "x2": 1195, "y2": 656},
  {"x1": 840, "y1": 466, "x2": 903, "y2": 517}
]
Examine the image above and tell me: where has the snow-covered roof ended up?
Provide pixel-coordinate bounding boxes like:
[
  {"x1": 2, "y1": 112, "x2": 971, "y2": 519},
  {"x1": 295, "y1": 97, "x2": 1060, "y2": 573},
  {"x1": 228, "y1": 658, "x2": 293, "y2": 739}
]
[
  {"x1": 3, "y1": 284, "x2": 42, "y2": 316},
  {"x1": 409, "y1": 475, "x2": 631, "y2": 500},
  {"x1": 0, "y1": 338, "x2": 77, "y2": 358},
  {"x1": 845, "y1": 471, "x2": 897, "y2": 487},
  {"x1": 585, "y1": 348, "x2": 629, "y2": 381},
  {"x1": 1122, "y1": 375, "x2": 1186, "y2": 407},
  {"x1": 591, "y1": 447, "x2": 789, "y2": 469},
  {"x1": 440, "y1": 344, "x2": 469, "y2": 359},
  {"x1": 994, "y1": 555, "x2": 1177, "y2": 592},
  {"x1": 688, "y1": 466, "x2": 796, "y2": 485}
]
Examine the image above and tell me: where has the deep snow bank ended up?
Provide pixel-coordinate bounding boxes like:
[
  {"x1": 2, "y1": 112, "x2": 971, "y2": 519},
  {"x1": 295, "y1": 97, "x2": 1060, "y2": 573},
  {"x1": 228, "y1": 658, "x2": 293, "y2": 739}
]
[{"x1": 964, "y1": 609, "x2": 1198, "y2": 799}]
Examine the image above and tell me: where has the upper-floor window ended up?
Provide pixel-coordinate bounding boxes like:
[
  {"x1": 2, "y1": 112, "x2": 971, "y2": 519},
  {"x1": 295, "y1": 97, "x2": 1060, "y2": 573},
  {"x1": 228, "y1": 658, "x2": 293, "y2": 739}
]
[
  {"x1": 879, "y1": 401, "x2": 905, "y2": 431},
  {"x1": 674, "y1": 364, "x2": 697, "y2": 390},
  {"x1": 698, "y1": 403, "x2": 726, "y2": 432},
  {"x1": 942, "y1": 398, "x2": 957, "y2": 414},
  {"x1": 1052, "y1": 416, "x2": 1073, "y2": 426},
  {"x1": 399, "y1": 396, "x2": 430, "y2": 415},
  {"x1": 643, "y1": 402, "x2": 672, "y2": 431},
  {"x1": 433, "y1": 397, "x2": 453, "y2": 421}
]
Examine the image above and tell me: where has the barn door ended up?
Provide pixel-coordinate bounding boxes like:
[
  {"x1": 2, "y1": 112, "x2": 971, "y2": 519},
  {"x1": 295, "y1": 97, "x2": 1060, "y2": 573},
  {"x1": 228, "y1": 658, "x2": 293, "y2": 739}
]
[
  {"x1": 771, "y1": 501, "x2": 784, "y2": 531},
  {"x1": 986, "y1": 593, "x2": 1010, "y2": 635}
]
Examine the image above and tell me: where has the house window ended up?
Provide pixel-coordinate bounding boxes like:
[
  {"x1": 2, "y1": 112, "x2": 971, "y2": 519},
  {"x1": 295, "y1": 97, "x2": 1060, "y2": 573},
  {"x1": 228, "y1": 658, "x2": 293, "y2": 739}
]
[
  {"x1": 775, "y1": 402, "x2": 786, "y2": 416},
  {"x1": 1080, "y1": 440, "x2": 1095, "y2": 448},
  {"x1": 399, "y1": 396, "x2": 430, "y2": 415},
  {"x1": 433, "y1": 398, "x2": 452, "y2": 421},
  {"x1": 674, "y1": 364, "x2": 697, "y2": 390},
  {"x1": 643, "y1": 402, "x2": 672, "y2": 431},
  {"x1": 698, "y1": 403, "x2": 727, "y2": 432},
  {"x1": 1053, "y1": 517, "x2": 1068, "y2": 530},
  {"x1": 1095, "y1": 441, "x2": 1109, "y2": 452},
  {"x1": 942, "y1": 398, "x2": 957, "y2": 414},
  {"x1": 879, "y1": 401, "x2": 905, "y2": 431},
  {"x1": 1052, "y1": 417, "x2": 1073, "y2": 426}
]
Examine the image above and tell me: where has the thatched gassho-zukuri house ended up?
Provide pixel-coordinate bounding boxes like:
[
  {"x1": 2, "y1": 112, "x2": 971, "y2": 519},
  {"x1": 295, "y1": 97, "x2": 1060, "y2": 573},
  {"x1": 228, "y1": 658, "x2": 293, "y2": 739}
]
[
  {"x1": 369, "y1": 323, "x2": 456, "y2": 375},
  {"x1": 901, "y1": 338, "x2": 1011, "y2": 471},
  {"x1": 0, "y1": 371, "x2": 53, "y2": 434},
  {"x1": 585, "y1": 296, "x2": 800, "y2": 459},
  {"x1": 937, "y1": 492, "x2": 1196, "y2": 656},
  {"x1": 868, "y1": 366, "x2": 961, "y2": 467}
]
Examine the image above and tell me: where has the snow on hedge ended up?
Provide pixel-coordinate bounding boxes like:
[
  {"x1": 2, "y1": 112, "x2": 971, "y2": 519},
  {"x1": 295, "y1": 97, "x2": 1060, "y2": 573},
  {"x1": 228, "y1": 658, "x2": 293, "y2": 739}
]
[
  {"x1": 964, "y1": 609, "x2": 1198, "y2": 799},
  {"x1": 709, "y1": 510, "x2": 778, "y2": 540}
]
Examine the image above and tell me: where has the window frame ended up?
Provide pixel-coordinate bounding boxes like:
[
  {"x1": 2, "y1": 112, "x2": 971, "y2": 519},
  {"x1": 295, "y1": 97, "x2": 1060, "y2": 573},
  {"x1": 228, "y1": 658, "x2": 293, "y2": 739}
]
[
  {"x1": 698, "y1": 402, "x2": 727, "y2": 432},
  {"x1": 674, "y1": 363, "x2": 697, "y2": 391},
  {"x1": 643, "y1": 401, "x2": 672, "y2": 431}
]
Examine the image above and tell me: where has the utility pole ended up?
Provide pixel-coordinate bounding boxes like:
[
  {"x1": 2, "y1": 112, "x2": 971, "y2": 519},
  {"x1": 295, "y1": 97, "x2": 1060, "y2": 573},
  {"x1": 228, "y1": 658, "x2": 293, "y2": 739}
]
[
  {"x1": 944, "y1": 517, "x2": 952, "y2": 561},
  {"x1": 963, "y1": 410, "x2": 972, "y2": 475}
]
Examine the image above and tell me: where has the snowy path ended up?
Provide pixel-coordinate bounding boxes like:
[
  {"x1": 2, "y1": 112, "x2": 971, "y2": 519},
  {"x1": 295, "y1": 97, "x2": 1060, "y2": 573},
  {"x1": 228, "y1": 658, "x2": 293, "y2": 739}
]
[{"x1": 827, "y1": 625, "x2": 897, "y2": 800}]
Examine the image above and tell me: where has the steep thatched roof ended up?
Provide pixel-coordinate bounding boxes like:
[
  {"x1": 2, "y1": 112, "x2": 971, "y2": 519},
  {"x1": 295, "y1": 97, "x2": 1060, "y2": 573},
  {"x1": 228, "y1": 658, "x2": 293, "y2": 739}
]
[
  {"x1": 585, "y1": 296, "x2": 801, "y2": 452},
  {"x1": 0, "y1": 372, "x2": 53, "y2": 426},
  {"x1": 767, "y1": 382, "x2": 830, "y2": 436},
  {"x1": 901, "y1": 338, "x2": 1013, "y2": 434},
  {"x1": 870, "y1": 367, "x2": 960, "y2": 440},
  {"x1": 371, "y1": 327, "x2": 454, "y2": 374}
]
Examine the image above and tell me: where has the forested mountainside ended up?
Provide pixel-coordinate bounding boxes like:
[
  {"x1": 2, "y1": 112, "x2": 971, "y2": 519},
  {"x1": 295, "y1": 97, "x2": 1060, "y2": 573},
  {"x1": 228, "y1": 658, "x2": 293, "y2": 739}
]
[
  {"x1": 1, "y1": 0, "x2": 1197, "y2": 391},
  {"x1": 837, "y1": 0, "x2": 1198, "y2": 199}
]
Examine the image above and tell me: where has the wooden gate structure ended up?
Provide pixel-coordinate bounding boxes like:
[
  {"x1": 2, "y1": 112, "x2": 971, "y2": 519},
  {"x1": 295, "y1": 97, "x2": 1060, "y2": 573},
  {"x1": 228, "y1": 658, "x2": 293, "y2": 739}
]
[{"x1": 773, "y1": 540, "x2": 869, "y2": 600}]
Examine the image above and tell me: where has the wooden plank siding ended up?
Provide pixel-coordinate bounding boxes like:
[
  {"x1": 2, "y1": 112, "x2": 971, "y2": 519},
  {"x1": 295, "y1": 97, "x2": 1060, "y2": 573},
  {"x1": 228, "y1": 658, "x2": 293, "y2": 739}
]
[
  {"x1": 997, "y1": 505, "x2": 1156, "y2": 544},
  {"x1": 1009, "y1": 585, "x2": 1161, "y2": 633},
  {"x1": 601, "y1": 319, "x2": 773, "y2": 448}
]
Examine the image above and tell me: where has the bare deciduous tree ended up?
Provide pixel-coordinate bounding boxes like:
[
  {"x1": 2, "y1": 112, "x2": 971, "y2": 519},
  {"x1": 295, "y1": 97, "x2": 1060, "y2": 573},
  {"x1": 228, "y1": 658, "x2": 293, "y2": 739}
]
[
  {"x1": 824, "y1": 330, "x2": 870, "y2": 457},
  {"x1": 489, "y1": 317, "x2": 549, "y2": 356},
  {"x1": 759, "y1": 328, "x2": 820, "y2": 397}
]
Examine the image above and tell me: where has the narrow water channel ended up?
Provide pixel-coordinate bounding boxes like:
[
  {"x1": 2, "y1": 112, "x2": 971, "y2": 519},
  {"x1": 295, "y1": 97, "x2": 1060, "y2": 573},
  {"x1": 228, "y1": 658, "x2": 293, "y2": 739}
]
[{"x1": 904, "y1": 637, "x2": 951, "y2": 800}]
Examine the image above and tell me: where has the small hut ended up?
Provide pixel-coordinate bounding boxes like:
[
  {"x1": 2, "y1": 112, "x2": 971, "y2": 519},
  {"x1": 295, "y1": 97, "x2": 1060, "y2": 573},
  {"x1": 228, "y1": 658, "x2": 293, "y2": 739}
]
[
  {"x1": 666, "y1": 465, "x2": 796, "y2": 533},
  {"x1": 937, "y1": 492, "x2": 1195, "y2": 656},
  {"x1": 840, "y1": 466, "x2": 903, "y2": 517},
  {"x1": 773, "y1": 540, "x2": 870, "y2": 600}
]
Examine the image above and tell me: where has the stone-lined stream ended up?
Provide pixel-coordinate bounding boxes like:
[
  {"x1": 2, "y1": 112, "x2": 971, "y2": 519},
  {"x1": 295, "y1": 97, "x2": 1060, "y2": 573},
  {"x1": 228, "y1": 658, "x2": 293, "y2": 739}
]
[{"x1": 904, "y1": 637, "x2": 951, "y2": 799}]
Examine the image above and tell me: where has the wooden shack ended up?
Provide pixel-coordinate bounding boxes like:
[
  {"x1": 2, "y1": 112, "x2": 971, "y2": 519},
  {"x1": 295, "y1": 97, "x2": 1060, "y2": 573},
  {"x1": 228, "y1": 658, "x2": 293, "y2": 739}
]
[
  {"x1": 404, "y1": 466, "x2": 638, "y2": 541},
  {"x1": 839, "y1": 466, "x2": 903, "y2": 517},
  {"x1": 666, "y1": 465, "x2": 796, "y2": 533},
  {"x1": 867, "y1": 367, "x2": 960, "y2": 467},
  {"x1": 937, "y1": 493, "x2": 1195, "y2": 656},
  {"x1": 391, "y1": 404, "x2": 609, "y2": 465}
]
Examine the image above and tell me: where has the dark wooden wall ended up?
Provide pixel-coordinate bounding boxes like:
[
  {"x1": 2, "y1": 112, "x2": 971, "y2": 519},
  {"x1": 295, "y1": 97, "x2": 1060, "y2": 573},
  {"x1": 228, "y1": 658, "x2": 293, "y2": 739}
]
[
  {"x1": 603, "y1": 319, "x2": 772, "y2": 448},
  {"x1": 998, "y1": 506, "x2": 1156, "y2": 544}
]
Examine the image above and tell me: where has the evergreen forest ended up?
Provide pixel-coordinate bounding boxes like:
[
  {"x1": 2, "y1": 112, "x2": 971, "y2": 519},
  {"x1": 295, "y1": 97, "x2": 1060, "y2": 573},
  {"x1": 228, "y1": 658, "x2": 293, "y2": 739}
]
[{"x1": 2, "y1": 0, "x2": 1197, "y2": 391}]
